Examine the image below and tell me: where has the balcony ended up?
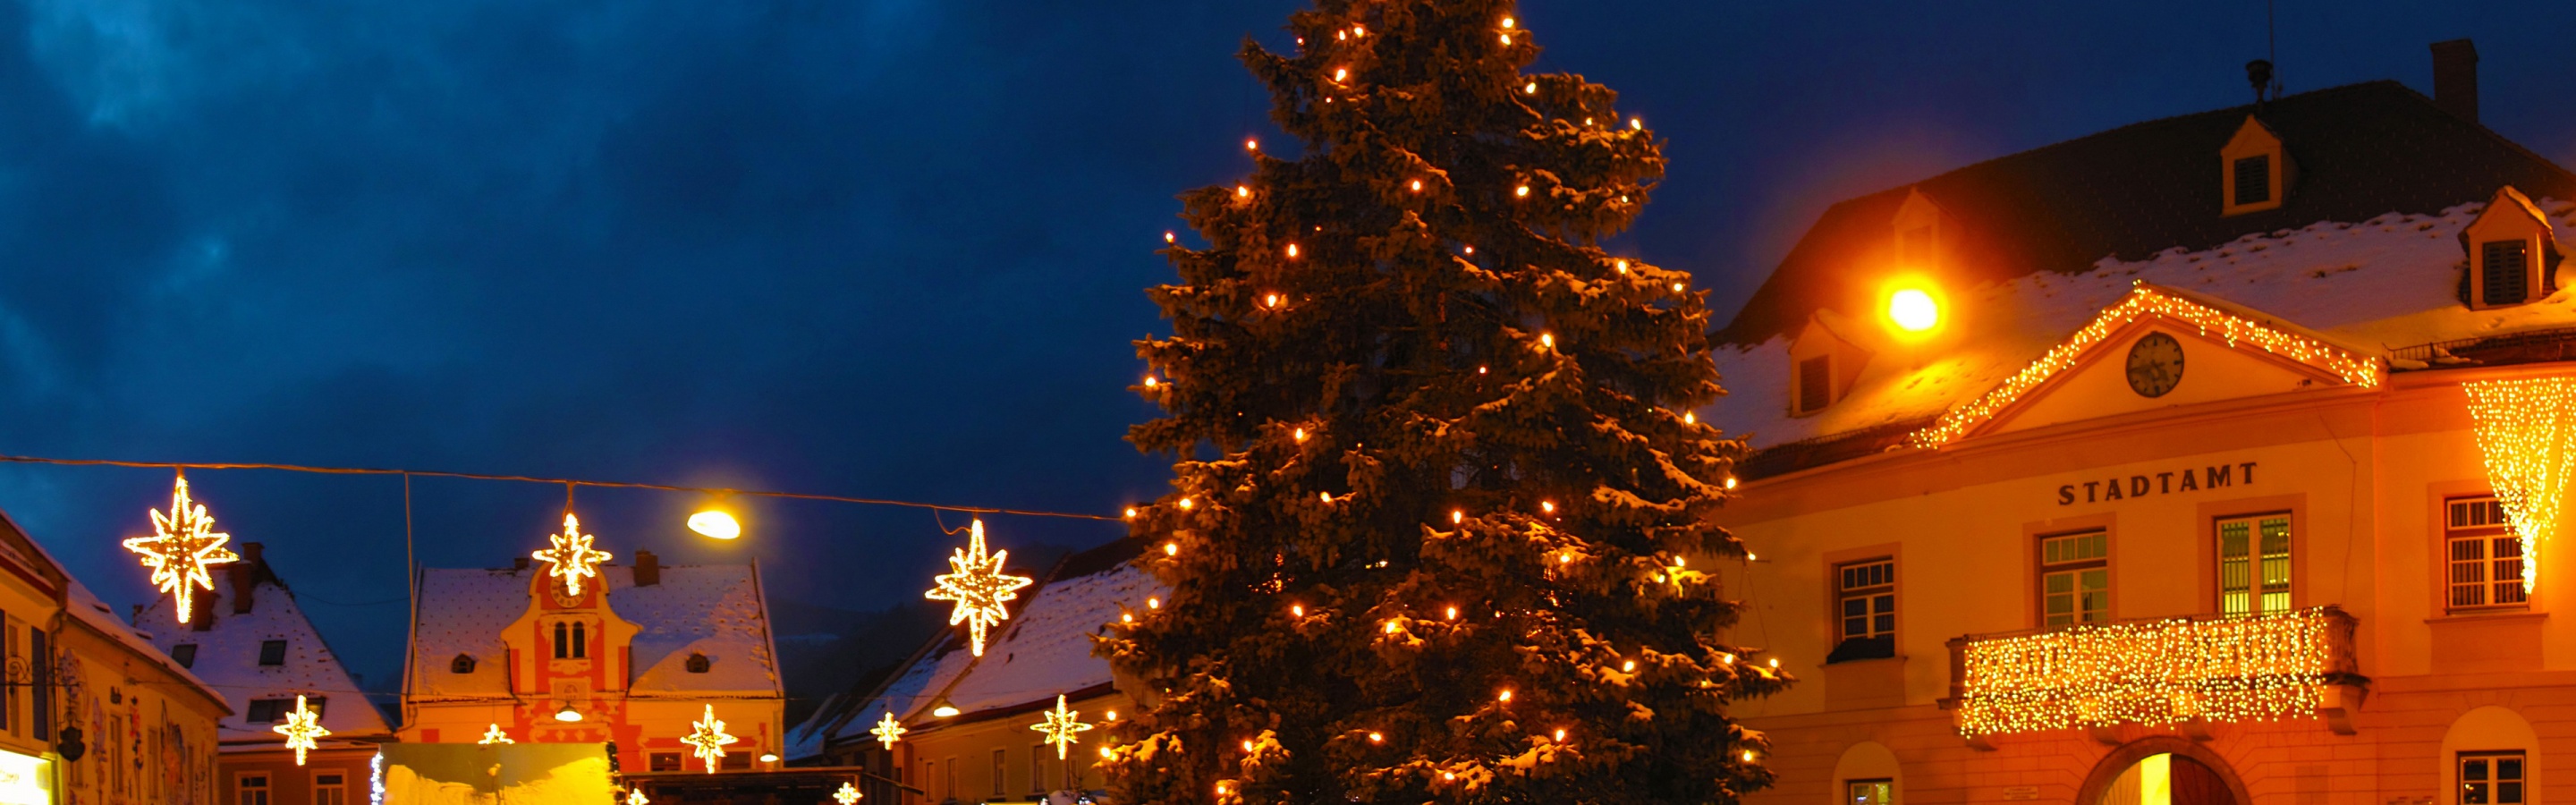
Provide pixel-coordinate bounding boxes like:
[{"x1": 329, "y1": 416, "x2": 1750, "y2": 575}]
[{"x1": 1943, "y1": 606, "x2": 2365, "y2": 739}]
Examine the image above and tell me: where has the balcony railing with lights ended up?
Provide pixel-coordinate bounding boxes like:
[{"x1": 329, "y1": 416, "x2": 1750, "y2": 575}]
[{"x1": 1942, "y1": 606, "x2": 2365, "y2": 738}]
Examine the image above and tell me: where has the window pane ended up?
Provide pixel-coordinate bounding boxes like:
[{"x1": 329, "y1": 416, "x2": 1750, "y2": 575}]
[
  {"x1": 1873, "y1": 594, "x2": 1894, "y2": 614},
  {"x1": 2046, "y1": 573, "x2": 2072, "y2": 594},
  {"x1": 1844, "y1": 598, "x2": 1866, "y2": 617},
  {"x1": 2499, "y1": 783, "x2": 2523, "y2": 804},
  {"x1": 2463, "y1": 758, "x2": 2489, "y2": 781},
  {"x1": 2219, "y1": 520, "x2": 2249, "y2": 559},
  {"x1": 1875, "y1": 614, "x2": 1894, "y2": 634}
]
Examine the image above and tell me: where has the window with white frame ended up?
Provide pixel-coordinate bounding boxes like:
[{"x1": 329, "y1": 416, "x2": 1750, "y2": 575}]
[
  {"x1": 2447, "y1": 496, "x2": 2529, "y2": 610},
  {"x1": 2039, "y1": 530, "x2": 2110, "y2": 628},
  {"x1": 2459, "y1": 750, "x2": 2525, "y2": 804},
  {"x1": 993, "y1": 748, "x2": 1008, "y2": 796},
  {"x1": 1847, "y1": 778, "x2": 1895, "y2": 805},
  {"x1": 1032, "y1": 744, "x2": 1048, "y2": 793},
  {"x1": 1828, "y1": 559, "x2": 1895, "y2": 663},
  {"x1": 313, "y1": 773, "x2": 347, "y2": 805},
  {"x1": 236, "y1": 774, "x2": 269, "y2": 805},
  {"x1": 2217, "y1": 513, "x2": 2292, "y2": 615}
]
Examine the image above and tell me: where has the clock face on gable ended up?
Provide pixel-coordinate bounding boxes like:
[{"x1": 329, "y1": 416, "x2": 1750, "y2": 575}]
[{"x1": 2125, "y1": 332, "x2": 2185, "y2": 398}]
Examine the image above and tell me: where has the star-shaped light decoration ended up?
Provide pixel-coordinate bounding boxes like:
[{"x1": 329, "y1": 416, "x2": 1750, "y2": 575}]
[
  {"x1": 123, "y1": 474, "x2": 242, "y2": 625},
  {"x1": 1030, "y1": 694, "x2": 1094, "y2": 760},
  {"x1": 869, "y1": 710, "x2": 906, "y2": 750},
  {"x1": 478, "y1": 724, "x2": 513, "y2": 745},
  {"x1": 833, "y1": 782, "x2": 864, "y2": 804},
  {"x1": 531, "y1": 513, "x2": 613, "y2": 597},
  {"x1": 922, "y1": 519, "x2": 1033, "y2": 657},
  {"x1": 274, "y1": 695, "x2": 330, "y2": 766},
  {"x1": 625, "y1": 789, "x2": 651, "y2": 805},
  {"x1": 680, "y1": 704, "x2": 738, "y2": 774}
]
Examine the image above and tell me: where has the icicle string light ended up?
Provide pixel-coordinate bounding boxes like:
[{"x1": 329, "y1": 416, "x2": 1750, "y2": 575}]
[
  {"x1": 1912, "y1": 285, "x2": 2383, "y2": 448},
  {"x1": 2463, "y1": 376, "x2": 2576, "y2": 593},
  {"x1": 1954, "y1": 607, "x2": 2350, "y2": 736}
]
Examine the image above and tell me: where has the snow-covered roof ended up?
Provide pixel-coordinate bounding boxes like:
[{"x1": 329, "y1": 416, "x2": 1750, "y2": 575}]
[
  {"x1": 65, "y1": 577, "x2": 226, "y2": 708},
  {"x1": 408, "y1": 563, "x2": 781, "y2": 700},
  {"x1": 794, "y1": 540, "x2": 1161, "y2": 758},
  {"x1": 139, "y1": 561, "x2": 390, "y2": 741},
  {"x1": 1706, "y1": 199, "x2": 2576, "y2": 456}
]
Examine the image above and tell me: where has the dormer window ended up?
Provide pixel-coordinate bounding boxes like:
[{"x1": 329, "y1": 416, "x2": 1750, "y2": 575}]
[
  {"x1": 1787, "y1": 314, "x2": 1870, "y2": 418},
  {"x1": 686, "y1": 653, "x2": 711, "y2": 674},
  {"x1": 1891, "y1": 188, "x2": 1949, "y2": 267},
  {"x1": 2460, "y1": 185, "x2": 2564, "y2": 309},
  {"x1": 2221, "y1": 115, "x2": 2292, "y2": 216},
  {"x1": 258, "y1": 640, "x2": 287, "y2": 666},
  {"x1": 171, "y1": 644, "x2": 198, "y2": 669},
  {"x1": 450, "y1": 654, "x2": 477, "y2": 674},
  {"x1": 1797, "y1": 356, "x2": 1833, "y2": 414}
]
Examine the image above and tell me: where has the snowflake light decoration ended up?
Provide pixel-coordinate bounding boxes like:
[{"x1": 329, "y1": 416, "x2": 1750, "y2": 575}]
[
  {"x1": 680, "y1": 704, "x2": 738, "y2": 774},
  {"x1": 1030, "y1": 694, "x2": 1094, "y2": 760},
  {"x1": 478, "y1": 724, "x2": 513, "y2": 745},
  {"x1": 923, "y1": 519, "x2": 1033, "y2": 657},
  {"x1": 834, "y1": 782, "x2": 863, "y2": 804},
  {"x1": 274, "y1": 695, "x2": 330, "y2": 766},
  {"x1": 869, "y1": 710, "x2": 906, "y2": 750},
  {"x1": 531, "y1": 513, "x2": 613, "y2": 597},
  {"x1": 123, "y1": 474, "x2": 241, "y2": 624}
]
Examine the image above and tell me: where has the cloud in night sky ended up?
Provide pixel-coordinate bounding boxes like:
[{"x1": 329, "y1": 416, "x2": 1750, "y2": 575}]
[{"x1": 0, "y1": 0, "x2": 2566, "y2": 697}]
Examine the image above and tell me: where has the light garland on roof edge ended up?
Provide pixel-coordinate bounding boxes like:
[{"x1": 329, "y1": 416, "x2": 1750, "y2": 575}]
[
  {"x1": 1911, "y1": 286, "x2": 2383, "y2": 448},
  {"x1": 123, "y1": 473, "x2": 241, "y2": 625},
  {"x1": 924, "y1": 519, "x2": 1034, "y2": 657},
  {"x1": 1955, "y1": 608, "x2": 2338, "y2": 736},
  {"x1": 2464, "y1": 377, "x2": 2576, "y2": 594}
]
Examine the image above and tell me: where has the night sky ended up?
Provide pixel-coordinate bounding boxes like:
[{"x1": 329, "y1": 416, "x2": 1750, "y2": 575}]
[{"x1": 0, "y1": 0, "x2": 2568, "y2": 701}]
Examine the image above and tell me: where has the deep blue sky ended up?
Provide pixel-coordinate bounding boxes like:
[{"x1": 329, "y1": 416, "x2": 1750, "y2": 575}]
[{"x1": 0, "y1": 0, "x2": 2568, "y2": 699}]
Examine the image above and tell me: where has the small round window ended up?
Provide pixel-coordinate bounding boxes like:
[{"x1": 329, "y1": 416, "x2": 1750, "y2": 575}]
[{"x1": 450, "y1": 654, "x2": 477, "y2": 674}]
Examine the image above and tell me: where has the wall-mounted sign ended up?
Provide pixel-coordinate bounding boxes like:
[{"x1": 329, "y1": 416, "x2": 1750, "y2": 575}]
[
  {"x1": 2056, "y1": 462, "x2": 2258, "y2": 505},
  {"x1": 0, "y1": 749, "x2": 53, "y2": 805}
]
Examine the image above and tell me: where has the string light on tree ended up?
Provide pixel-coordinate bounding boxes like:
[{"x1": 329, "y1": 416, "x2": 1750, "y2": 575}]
[
  {"x1": 123, "y1": 473, "x2": 242, "y2": 625},
  {"x1": 922, "y1": 519, "x2": 1034, "y2": 657},
  {"x1": 530, "y1": 513, "x2": 612, "y2": 597},
  {"x1": 274, "y1": 695, "x2": 329, "y2": 766},
  {"x1": 478, "y1": 724, "x2": 513, "y2": 745},
  {"x1": 1030, "y1": 694, "x2": 1095, "y2": 760},
  {"x1": 869, "y1": 710, "x2": 907, "y2": 750},
  {"x1": 681, "y1": 705, "x2": 739, "y2": 774},
  {"x1": 2463, "y1": 376, "x2": 2576, "y2": 593}
]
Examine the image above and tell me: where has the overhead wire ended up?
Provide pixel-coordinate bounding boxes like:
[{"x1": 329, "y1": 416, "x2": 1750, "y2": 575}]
[{"x1": 0, "y1": 453, "x2": 1123, "y2": 522}]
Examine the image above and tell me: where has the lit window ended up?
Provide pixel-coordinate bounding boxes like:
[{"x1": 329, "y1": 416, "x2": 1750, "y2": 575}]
[
  {"x1": 2233, "y1": 155, "x2": 2271, "y2": 206},
  {"x1": 1848, "y1": 778, "x2": 1895, "y2": 805},
  {"x1": 258, "y1": 640, "x2": 287, "y2": 666},
  {"x1": 1797, "y1": 356, "x2": 1832, "y2": 414},
  {"x1": 2217, "y1": 514, "x2": 2292, "y2": 615},
  {"x1": 2446, "y1": 496, "x2": 2528, "y2": 610},
  {"x1": 2481, "y1": 241, "x2": 2530, "y2": 306},
  {"x1": 2460, "y1": 751, "x2": 2525, "y2": 804},
  {"x1": 1827, "y1": 559, "x2": 1895, "y2": 663},
  {"x1": 2039, "y1": 530, "x2": 2110, "y2": 628}
]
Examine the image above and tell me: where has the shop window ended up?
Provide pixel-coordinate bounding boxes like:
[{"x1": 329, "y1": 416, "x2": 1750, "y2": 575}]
[
  {"x1": 258, "y1": 640, "x2": 288, "y2": 666},
  {"x1": 314, "y1": 773, "x2": 347, "y2": 805},
  {"x1": 1826, "y1": 559, "x2": 1895, "y2": 663},
  {"x1": 236, "y1": 773, "x2": 270, "y2": 805},
  {"x1": 2039, "y1": 530, "x2": 2110, "y2": 628},
  {"x1": 2446, "y1": 496, "x2": 2528, "y2": 610},
  {"x1": 1848, "y1": 778, "x2": 1895, "y2": 805},
  {"x1": 2217, "y1": 514, "x2": 2292, "y2": 615},
  {"x1": 2459, "y1": 751, "x2": 2525, "y2": 804}
]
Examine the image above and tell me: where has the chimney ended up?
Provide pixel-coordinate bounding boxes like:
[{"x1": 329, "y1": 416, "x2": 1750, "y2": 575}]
[
  {"x1": 2431, "y1": 38, "x2": 2479, "y2": 123},
  {"x1": 633, "y1": 550, "x2": 661, "y2": 587},
  {"x1": 513, "y1": 556, "x2": 531, "y2": 571},
  {"x1": 232, "y1": 542, "x2": 264, "y2": 614}
]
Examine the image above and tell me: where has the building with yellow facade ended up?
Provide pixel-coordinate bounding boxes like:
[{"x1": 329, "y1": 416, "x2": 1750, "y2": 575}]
[{"x1": 1702, "y1": 47, "x2": 2576, "y2": 805}]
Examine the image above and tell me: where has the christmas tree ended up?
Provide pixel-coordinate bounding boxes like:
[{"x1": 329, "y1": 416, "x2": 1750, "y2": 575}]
[{"x1": 1104, "y1": 1, "x2": 1785, "y2": 801}]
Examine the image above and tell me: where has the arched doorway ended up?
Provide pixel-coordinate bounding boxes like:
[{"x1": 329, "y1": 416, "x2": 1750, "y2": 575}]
[{"x1": 2079, "y1": 738, "x2": 2250, "y2": 805}]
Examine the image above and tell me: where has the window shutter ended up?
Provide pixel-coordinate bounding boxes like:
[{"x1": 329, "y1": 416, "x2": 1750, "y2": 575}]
[
  {"x1": 2483, "y1": 240, "x2": 2529, "y2": 306},
  {"x1": 2233, "y1": 156, "x2": 2271, "y2": 205},
  {"x1": 1797, "y1": 356, "x2": 1831, "y2": 413}
]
